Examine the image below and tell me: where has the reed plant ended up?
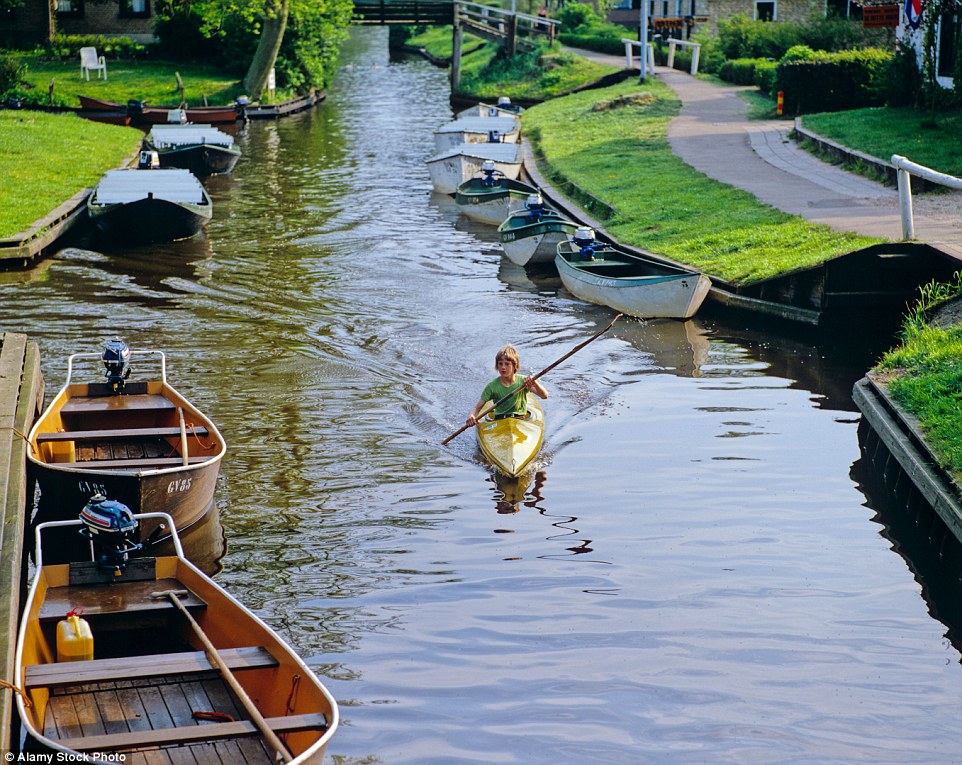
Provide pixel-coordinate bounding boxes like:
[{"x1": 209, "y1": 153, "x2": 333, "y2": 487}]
[
  {"x1": 522, "y1": 79, "x2": 879, "y2": 283},
  {"x1": 0, "y1": 111, "x2": 141, "y2": 238}
]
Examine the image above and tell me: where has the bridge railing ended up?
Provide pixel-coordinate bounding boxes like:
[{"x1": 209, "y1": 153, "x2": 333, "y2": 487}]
[{"x1": 458, "y1": 1, "x2": 560, "y2": 50}]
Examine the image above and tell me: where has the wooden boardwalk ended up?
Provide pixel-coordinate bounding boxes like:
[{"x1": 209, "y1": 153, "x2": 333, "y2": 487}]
[{"x1": 0, "y1": 332, "x2": 43, "y2": 750}]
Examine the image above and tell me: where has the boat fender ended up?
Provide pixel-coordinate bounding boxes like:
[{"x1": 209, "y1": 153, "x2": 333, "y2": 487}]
[{"x1": 56, "y1": 607, "x2": 94, "y2": 662}]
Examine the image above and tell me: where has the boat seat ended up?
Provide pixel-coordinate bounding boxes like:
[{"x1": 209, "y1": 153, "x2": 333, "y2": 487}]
[
  {"x1": 61, "y1": 393, "x2": 176, "y2": 414},
  {"x1": 36, "y1": 426, "x2": 209, "y2": 443},
  {"x1": 69, "y1": 456, "x2": 212, "y2": 469},
  {"x1": 54, "y1": 711, "x2": 328, "y2": 752},
  {"x1": 24, "y1": 646, "x2": 277, "y2": 689}
]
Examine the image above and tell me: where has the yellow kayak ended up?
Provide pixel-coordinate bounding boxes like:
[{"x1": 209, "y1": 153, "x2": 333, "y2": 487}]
[{"x1": 476, "y1": 397, "x2": 544, "y2": 477}]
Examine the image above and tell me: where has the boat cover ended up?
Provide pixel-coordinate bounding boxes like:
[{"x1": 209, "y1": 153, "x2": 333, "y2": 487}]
[
  {"x1": 434, "y1": 116, "x2": 520, "y2": 135},
  {"x1": 93, "y1": 169, "x2": 207, "y2": 204},
  {"x1": 427, "y1": 143, "x2": 523, "y2": 164},
  {"x1": 147, "y1": 124, "x2": 235, "y2": 148}
]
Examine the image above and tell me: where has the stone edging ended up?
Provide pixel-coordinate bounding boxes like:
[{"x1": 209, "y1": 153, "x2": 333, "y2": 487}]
[
  {"x1": 852, "y1": 375, "x2": 962, "y2": 544},
  {"x1": 792, "y1": 119, "x2": 899, "y2": 186}
]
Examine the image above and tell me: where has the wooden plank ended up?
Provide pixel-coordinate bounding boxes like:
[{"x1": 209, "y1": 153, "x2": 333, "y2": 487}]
[
  {"x1": 25, "y1": 647, "x2": 277, "y2": 689},
  {"x1": 62, "y1": 393, "x2": 175, "y2": 413},
  {"x1": 38, "y1": 426, "x2": 208, "y2": 443},
  {"x1": 39, "y1": 577, "x2": 207, "y2": 624},
  {"x1": 69, "y1": 557, "x2": 157, "y2": 585},
  {"x1": 70, "y1": 456, "x2": 211, "y2": 469},
  {"x1": 57, "y1": 712, "x2": 329, "y2": 752}
]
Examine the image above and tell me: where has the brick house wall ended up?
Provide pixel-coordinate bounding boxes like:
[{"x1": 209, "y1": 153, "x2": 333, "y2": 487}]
[
  {"x1": 0, "y1": 0, "x2": 155, "y2": 45},
  {"x1": 606, "y1": 0, "x2": 827, "y2": 37},
  {"x1": 0, "y1": 0, "x2": 52, "y2": 46}
]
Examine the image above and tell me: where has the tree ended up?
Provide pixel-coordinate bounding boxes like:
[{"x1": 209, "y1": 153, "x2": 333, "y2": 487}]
[{"x1": 244, "y1": 0, "x2": 289, "y2": 98}]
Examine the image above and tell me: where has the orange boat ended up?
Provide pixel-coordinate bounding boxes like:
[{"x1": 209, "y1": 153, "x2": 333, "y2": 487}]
[{"x1": 78, "y1": 95, "x2": 241, "y2": 124}]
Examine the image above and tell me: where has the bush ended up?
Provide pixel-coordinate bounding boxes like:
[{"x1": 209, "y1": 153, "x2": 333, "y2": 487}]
[
  {"x1": 878, "y1": 39, "x2": 922, "y2": 108},
  {"x1": 776, "y1": 48, "x2": 893, "y2": 114},
  {"x1": 557, "y1": 33, "x2": 625, "y2": 56},
  {"x1": 556, "y1": 3, "x2": 600, "y2": 33},
  {"x1": 47, "y1": 35, "x2": 147, "y2": 60},
  {"x1": 754, "y1": 60, "x2": 778, "y2": 96},
  {"x1": 718, "y1": 57, "x2": 767, "y2": 85},
  {"x1": 0, "y1": 55, "x2": 25, "y2": 96}
]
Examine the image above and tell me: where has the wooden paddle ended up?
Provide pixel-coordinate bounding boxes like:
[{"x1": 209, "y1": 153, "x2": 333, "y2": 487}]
[{"x1": 441, "y1": 313, "x2": 622, "y2": 445}]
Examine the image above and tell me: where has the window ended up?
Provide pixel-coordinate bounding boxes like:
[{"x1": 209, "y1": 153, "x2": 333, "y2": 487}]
[
  {"x1": 56, "y1": 0, "x2": 84, "y2": 18},
  {"x1": 755, "y1": 0, "x2": 775, "y2": 21},
  {"x1": 937, "y1": 9, "x2": 961, "y2": 78},
  {"x1": 119, "y1": 0, "x2": 150, "y2": 18}
]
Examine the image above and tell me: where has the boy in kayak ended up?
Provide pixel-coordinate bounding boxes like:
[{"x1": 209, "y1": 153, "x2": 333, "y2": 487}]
[{"x1": 465, "y1": 344, "x2": 548, "y2": 426}]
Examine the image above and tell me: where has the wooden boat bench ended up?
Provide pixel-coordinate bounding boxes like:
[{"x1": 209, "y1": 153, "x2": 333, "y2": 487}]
[
  {"x1": 36, "y1": 426, "x2": 209, "y2": 443},
  {"x1": 24, "y1": 645, "x2": 278, "y2": 689},
  {"x1": 55, "y1": 711, "x2": 329, "y2": 753},
  {"x1": 60, "y1": 456, "x2": 211, "y2": 470}
]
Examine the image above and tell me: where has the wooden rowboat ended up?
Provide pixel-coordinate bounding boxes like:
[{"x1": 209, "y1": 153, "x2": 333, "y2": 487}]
[
  {"x1": 27, "y1": 343, "x2": 226, "y2": 562},
  {"x1": 426, "y1": 142, "x2": 523, "y2": 195},
  {"x1": 555, "y1": 229, "x2": 711, "y2": 319},
  {"x1": 144, "y1": 124, "x2": 242, "y2": 176},
  {"x1": 476, "y1": 396, "x2": 544, "y2": 478},
  {"x1": 87, "y1": 165, "x2": 212, "y2": 243},
  {"x1": 78, "y1": 95, "x2": 241, "y2": 125},
  {"x1": 433, "y1": 116, "x2": 521, "y2": 152},
  {"x1": 16, "y1": 510, "x2": 338, "y2": 762}
]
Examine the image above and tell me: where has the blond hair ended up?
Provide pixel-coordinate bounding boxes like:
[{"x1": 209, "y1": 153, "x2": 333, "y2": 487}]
[{"x1": 495, "y1": 344, "x2": 520, "y2": 373}]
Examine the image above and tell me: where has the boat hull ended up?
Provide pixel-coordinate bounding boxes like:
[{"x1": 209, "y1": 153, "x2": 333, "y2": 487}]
[
  {"x1": 426, "y1": 145, "x2": 523, "y2": 195},
  {"x1": 16, "y1": 516, "x2": 338, "y2": 763},
  {"x1": 476, "y1": 397, "x2": 544, "y2": 478},
  {"x1": 499, "y1": 216, "x2": 578, "y2": 266},
  {"x1": 79, "y1": 95, "x2": 240, "y2": 124},
  {"x1": 454, "y1": 177, "x2": 538, "y2": 225},
  {"x1": 147, "y1": 143, "x2": 241, "y2": 176},
  {"x1": 88, "y1": 195, "x2": 212, "y2": 242},
  {"x1": 556, "y1": 243, "x2": 711, "y2": 319}
]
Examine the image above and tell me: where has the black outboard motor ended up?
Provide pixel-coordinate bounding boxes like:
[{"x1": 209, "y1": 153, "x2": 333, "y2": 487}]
[
  {"x1": 235, "y1": 95, "x2": 250, "y2": 122},
  {"x1": 138, "y1": 150, "x2": 160, "y2": 169},
  {"x1": 79, "y1": 494, "x2": 142, "y2": 576},
  {"x1": 573, "y1": 227, "x2": 600, "y2": 260},
  {"x1": 487, "y1": 129, "x2": 502, "y2": 143},
  {"x1": 497, "y1": 96, "x2": 516, "y2": 113},
  {"x1": 524, "y1": 193, "x2": 545, "y2": 222},
  {"x1": 126, "y1": 99, "x2": 146, "y2": 119},
  {"x1": 102, "y1": 338, "x2": 131, "y2": 394}
]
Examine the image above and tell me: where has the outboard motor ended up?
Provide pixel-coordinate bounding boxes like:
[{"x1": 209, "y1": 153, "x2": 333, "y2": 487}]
[
  {"x1": 126, "y1": 99, "x2": 146, "y2": 119},
  {"x1": 166, "y1": 108, "x2": 188, "y2": 124},
  {"x1": 236, "y1": 95, "x2": 250, "y2": 122},
  {"x1": 524, "y1": 193, "x2": 545, "y2": 222},
  {"x1": 573, "y1": 227, "x2": 600, "y2": 260},
  {"x1": 79, "y1": 494, "x2": 142, "y2": 576},
  {"x1": 102, "y1": 338, "x2": 131, "y2": 393},
  {"x1": 487, "y1": 129, "x2": 502, "y2": 143},
  {"x1": 480, "y1": 159, "x2": 500, "y2": 187},
  {"x1": 138, "y1": 150, "x2": 160, "y2": 169},
  {"x1": 497, "y1": 96, "x2": 513, "y2": 111}
]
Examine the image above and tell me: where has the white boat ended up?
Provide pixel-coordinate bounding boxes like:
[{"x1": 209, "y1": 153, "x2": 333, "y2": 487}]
[
  {"x1": 456, "y1": 97, "x2": 524, "y2": 119},
  {"x1": 433, "y1": 116, "x2": 521, "y2": 151},
  {"x1": 497, "y1": 195, "x2": 578, "y2": 266},
  {"x1": 555, "y1": 228, "x2": 711, "y2": 319},
  {"x1": 454, "y1": 161, "x2": 539, "y2": 225},
  {"x1": 426, "y1": 142, "x2": 523, "y2": 195}
]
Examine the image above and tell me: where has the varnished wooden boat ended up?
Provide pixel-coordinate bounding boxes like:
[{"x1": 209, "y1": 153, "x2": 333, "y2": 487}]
[
  {"x1": 476, "y1": 396, "x2": 544, "y2": 478},
  {"x1": 556, "y1": 229, "x2": 711, "y2": 319},
  {"x1": 78, "y1": 95, "x2": 240, "y2": 125},
  {"x1": 87, "y1": 166, "x2": 212, "y2": 243},
  {"x1": 144, "y1": 124, "x2": 242, "y2": 176},
  {"x1": 497, "y1": 197, "x2": 578, "y2": 267},
  {"x1": 16, "y1": 510, "x2": 338, "y2": 762},
  {"x1": 454, "y1": 165, "x2": 538, "y2": 225},
  {"x1": 27, "y1": 344, "x2": 226, "y2": 560}
]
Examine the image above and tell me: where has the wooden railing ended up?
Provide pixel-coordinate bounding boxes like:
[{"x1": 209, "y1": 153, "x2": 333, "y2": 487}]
[
  {"x1": 892, "y1": 155, "x2": 962, "y2": 241},
  {"x1": 353, "y1": 0, "x2": 453, "y2": 24},
  {"x1": 457, "y1": 2, "x2": 559, "y2": 54}
]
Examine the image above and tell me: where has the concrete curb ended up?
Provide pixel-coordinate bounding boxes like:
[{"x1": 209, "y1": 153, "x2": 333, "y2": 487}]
[{"x1": 853, "y1": 375, "x2": 962, "y2": 544}]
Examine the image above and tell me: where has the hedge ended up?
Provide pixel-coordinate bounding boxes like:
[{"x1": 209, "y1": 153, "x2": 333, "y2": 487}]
[
  {"x1": 776, "y1": 48, "x2": 891, "y2": 115},
  {"x1": 557, "y1": 33, "x2": 626, "y2": 56}
]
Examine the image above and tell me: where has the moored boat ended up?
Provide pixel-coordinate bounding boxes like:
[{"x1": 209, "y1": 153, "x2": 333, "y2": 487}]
[
  {"x1": 144, "y1": 124, "x2": 242, "y2": 176},
  {"x1": 455, "y1": 161, "x2": 539, "y2": 225},
  {"x1": 27, "y1": 340, "x2": 226, "y2": 561},
  {"x1": 497, "y1": 194, "x2": 578, "y2": 267},
  {"x1": 456, "y1": 97, "x2": 524, "y2": 119},
  {"x1": 78, "y1": 95, "x2": 241, "y2": 125},
  {"x1": 433, "y1": 116, "x2": 521, "y2": 151},
  {"x1": 87, "y1": 155, "x2": 212, "y2": 243},
  {"x1": 555, "y1": 228, "x2": 711, "y2": 319},
  {"x1": 476, "y1": 396, "x2": 544, "y2": 478},
  {"x1": 16, "y1": 507, "x2": 338, "y2": 762},
  {"x1": 427, "y1": 142, "x2": 523, "y2": 195}
]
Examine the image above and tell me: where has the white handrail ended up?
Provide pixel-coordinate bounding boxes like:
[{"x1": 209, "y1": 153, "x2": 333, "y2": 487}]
[
  {"x1": 621, "y1": 39, "x2": 655, "y2": 73},
  {"x1": 891, "y1": 154, "x2": 962, "y2": 241},
  {"x1": 65, "y1": 349, "x2": 167, "y2": 387},
  {"x1": 666, "y1": 38, "x2": 700, "y2": 75}
]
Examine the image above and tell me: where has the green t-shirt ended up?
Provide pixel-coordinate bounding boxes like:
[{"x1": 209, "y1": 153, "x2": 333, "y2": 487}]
[{"x1": 481, "y1": 374, "x2": 527, "y2": 418}]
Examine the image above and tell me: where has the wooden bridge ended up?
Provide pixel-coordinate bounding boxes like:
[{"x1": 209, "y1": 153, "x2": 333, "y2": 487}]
[{"x1": 353, "y1": 0, "x2": 454, "y2": 25}]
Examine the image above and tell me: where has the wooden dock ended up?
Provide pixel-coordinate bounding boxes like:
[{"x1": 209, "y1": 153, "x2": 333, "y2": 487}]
[
  {"x1": 0, "y1": 333, "x2": 43, "y2": 751},
  {"x1": 0, "y1": 191, "x2": 90, "y2": 270}
]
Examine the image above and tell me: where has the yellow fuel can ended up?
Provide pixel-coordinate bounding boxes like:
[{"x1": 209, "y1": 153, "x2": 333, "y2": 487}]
[{"x1": 56, "y1": 610, "x2": 93, "y2": 662}]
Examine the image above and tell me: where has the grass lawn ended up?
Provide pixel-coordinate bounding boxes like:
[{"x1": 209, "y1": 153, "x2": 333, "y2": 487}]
[
  {"x1": 522, "y1": 79, "x2": 880, "y2": 284},
  {"x1": 9, "y1": 54, "x2": 246, "y2": 109},
  {"x1": 0, "y1": 111, "x2": 142, "y2": 238},
  {"x1": 405, "y1": 26, "x2": 618, "y2": 101}
]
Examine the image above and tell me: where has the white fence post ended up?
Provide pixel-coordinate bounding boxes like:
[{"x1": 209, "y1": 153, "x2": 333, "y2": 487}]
[
  {"x1": 897, "y1": 167, "x2": 915, "y2": 241},
  {"x1": 667, "y1": 40, "x2": 676, "y2": 69},
  {"x1": 623, "y1": 39, "x2": 634, "y2": 69},
  {"x1": 891, "y1": 154, "x2": 962, "y2": 241}
]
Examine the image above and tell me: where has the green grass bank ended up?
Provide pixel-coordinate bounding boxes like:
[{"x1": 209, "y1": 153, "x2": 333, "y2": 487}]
[
  {"x1": 0, "y1": 111, "x2": 141, "y2": 238},
  {"x1": 520, "y1": 78, "x2": 880, "y2": 284}
]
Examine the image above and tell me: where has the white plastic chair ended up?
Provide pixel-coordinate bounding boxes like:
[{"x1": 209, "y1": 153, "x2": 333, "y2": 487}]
[{"x1": 80, "y1": 47, "x2": 107, "y2": 81}]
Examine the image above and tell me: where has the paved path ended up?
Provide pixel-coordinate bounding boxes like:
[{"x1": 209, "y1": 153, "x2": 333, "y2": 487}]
[{"x1": 562, "y1": 47, "x2": 962, "y2": 245}]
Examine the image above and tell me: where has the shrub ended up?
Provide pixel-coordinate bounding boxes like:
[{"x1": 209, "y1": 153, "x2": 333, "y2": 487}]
[
  {"x1": 556, "y1": 3, "x2": 600, "y2": 33},
  {"x1": 47, "y1": 35, "x2": 147, "y2": 59},
  {"x1": 879, "y1": 40, "x2": 923, "y2": 108},
  {"x1": 0, "y1": 55, "x2": 25, "y2": 96},
  {"x1": 719, "y1": 57, "x2": 766, "y2": 85},
  {"x1": 754, "y1": 60, "x2": 778, "y2": 96},
  {"x1": 776, "y1": 48, "x2": 893, "y2": 114},
  {"x1": 557, "y1": 33, "x2": 625, "y2": 56}
]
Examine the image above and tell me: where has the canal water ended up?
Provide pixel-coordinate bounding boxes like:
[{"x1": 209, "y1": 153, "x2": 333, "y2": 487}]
[{"x1": 3, "y1": 26, "x2": 962, "y2": 764}]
